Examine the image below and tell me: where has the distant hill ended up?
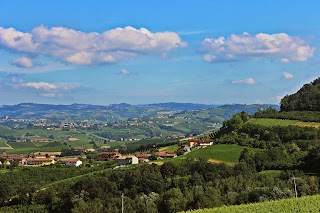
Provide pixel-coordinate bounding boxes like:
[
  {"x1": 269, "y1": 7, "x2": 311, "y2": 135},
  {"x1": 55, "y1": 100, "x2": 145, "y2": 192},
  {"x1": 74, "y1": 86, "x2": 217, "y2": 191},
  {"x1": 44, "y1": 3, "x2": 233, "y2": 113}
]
[
  {"x1": 0, "y1": 102, "x2": 216, "y2": 121},
  {"x1": 0, "y1": 102, "x2": 278, "y2": 123},
  {"x1": 281, "y1": 77, "x2": 320, "y2": 111},
  {"x1": 176, "y1": 104, "x2": 278, "y2": 121},
  {"x1": 139, "y1": 102, "x2": 219, "y2": 111}
]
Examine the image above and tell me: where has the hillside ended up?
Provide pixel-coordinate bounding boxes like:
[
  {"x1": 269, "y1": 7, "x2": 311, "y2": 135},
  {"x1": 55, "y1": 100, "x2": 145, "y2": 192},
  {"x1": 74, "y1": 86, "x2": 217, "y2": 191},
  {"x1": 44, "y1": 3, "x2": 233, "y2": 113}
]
[
  {"x1": 281, "y1": 77, "x2": 320, "y2": 111},
  {"x1": 183, "y1": 195, "x2": 320, "y2": 213}
]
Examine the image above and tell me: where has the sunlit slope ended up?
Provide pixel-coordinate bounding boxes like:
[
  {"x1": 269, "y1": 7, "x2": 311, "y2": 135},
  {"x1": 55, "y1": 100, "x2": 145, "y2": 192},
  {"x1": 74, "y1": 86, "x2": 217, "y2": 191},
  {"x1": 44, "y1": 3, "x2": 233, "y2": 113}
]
[{"x1": 183, "y1": 195, "x2": 320, "y2": 213}]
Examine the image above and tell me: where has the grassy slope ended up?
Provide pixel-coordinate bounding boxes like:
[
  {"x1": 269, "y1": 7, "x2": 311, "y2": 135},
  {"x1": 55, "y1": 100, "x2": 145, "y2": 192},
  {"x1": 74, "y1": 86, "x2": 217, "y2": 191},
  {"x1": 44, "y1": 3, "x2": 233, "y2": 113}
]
[
  {"x1": 187, "y1": 144, "x2": 260, "y2": 164},
  {"x1": 248, "y1": 118, "x2": 320, "y2": 128},
  {"x1": 183, "y1": 195, "x2": 320, "y2": 213},
  {"x1": 159, "y1": 144, "x2": 179, "y2": 153},
  {"x1": 153, "y1": 144, "x2": 261, "y2": 166}
]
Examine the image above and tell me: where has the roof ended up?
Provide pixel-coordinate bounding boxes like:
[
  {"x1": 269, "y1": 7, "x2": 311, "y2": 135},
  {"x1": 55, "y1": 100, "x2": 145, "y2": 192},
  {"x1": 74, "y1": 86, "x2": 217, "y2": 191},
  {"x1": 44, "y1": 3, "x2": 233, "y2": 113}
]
[
  {"x1": 64, "y1": 159, "x2": 80, "y2": 163},
  {"x1": 34, "y1": 152, "x2": 61, "y2": 156},
  {"x1": 26, "y1": 158, "x2": 54, "y2": 162},
  {"x1": 155, "y1": 152, "x2": 177, "y2": 157},
  {"x1": 3, "y1": 154, "x2": 23, "y2": 157},
  {"x1": 188, "y1": 138, "x2": 212, "y2": 143},
  {"x1": 136, "y1": 153, "x2": 151, "y2": 158},
  {"x1": 116, "y1": 155, "x2": 136, "y2": 160},
  {"x1": 100, "y1": 152, "x2": 119, "y2": 155}
]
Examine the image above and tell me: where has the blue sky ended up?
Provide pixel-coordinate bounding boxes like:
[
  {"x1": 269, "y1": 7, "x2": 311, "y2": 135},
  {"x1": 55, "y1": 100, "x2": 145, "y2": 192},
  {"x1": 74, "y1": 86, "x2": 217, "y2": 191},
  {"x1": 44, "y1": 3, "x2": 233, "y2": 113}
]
[{"x1": 0, "y1": 0, "x2": 319, "y2": 105}]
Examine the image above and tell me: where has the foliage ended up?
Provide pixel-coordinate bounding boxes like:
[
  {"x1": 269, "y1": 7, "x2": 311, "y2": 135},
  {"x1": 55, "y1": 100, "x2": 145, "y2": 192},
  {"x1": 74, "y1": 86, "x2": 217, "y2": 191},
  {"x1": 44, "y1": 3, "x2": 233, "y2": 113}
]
[
  {"x1": 0, "y1": 204, "x2": 48, "y2": 213},
  {"x1": 281, "y1": 77, "x2": 320, "y2": 112}
]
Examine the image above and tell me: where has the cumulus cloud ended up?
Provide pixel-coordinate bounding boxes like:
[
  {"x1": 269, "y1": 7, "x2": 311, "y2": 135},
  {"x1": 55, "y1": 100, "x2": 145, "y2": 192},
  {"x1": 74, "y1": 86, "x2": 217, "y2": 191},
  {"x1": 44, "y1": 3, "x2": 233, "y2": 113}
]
[
  {"x1": 283, "y1": 72, "x2": 294, "y2": 79},
  {"x1": 0, "y1": 26, "x2": 187, "y2": 66},
  {"x1": 232, "y1": 78, "x2": 256, "y2": 85},
  {"x1": 11, "y1": 56, "x2": 33, "y2": 68},
  {"x1": 200, "y1": 32, "x2": 315, "y2": 63},
  {"x1": 22, "y1": 82, "x2": 57, "y2": 90}
]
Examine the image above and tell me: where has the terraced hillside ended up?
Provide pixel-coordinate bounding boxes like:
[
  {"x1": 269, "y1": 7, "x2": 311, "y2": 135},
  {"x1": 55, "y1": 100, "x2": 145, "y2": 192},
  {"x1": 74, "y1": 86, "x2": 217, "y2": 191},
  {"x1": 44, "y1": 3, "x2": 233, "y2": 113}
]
[
  {"x1": 183, "y1": 195, "x2": 320, "y2": 213},
  {"x1": 248, "y1": 118, "x2": 320, "y2": 128}
]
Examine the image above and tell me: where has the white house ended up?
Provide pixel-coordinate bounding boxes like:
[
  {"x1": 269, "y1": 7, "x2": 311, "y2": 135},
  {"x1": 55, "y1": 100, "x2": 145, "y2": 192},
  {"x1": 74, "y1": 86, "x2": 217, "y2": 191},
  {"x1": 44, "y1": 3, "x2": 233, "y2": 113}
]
[
  {"x1": 115, "y1": 156, "x2": 139, "y2": 165},
  {"x1": 64, "y1": 159, "x2": 83, "y2": 167}
]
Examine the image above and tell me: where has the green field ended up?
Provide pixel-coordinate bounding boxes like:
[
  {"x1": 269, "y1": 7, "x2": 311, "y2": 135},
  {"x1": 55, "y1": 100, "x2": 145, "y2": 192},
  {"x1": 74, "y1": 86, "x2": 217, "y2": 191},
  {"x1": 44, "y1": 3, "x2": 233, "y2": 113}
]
[
  {"x1": 183, "y1": 195, "x2": 320, "y2": 213},
  {"x1": 159, "y1": 144, "x2": 179, "y2": 153},
  {"x1": 248, "y1": 118, "x2": 320, "y2": 128},
  {"x1": 5, "y1": 142, "x2": 68, "y2": 154},
  {"x1": 248, "y1": 118, "x2": 298, "y2": 127},
  {"x1": 0, "y1": 139, "x2": 10, "y2": 149},
  {"x1": 186, "y1": 144, "x2": 261, "y2": 164}
]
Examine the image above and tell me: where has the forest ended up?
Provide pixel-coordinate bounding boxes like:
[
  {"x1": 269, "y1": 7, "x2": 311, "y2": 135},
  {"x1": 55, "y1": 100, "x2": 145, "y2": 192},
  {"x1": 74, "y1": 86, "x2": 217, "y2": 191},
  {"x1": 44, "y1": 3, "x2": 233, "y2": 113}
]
[{"x1": 280, "y1": 77, "x2": 320, "y2": 111}]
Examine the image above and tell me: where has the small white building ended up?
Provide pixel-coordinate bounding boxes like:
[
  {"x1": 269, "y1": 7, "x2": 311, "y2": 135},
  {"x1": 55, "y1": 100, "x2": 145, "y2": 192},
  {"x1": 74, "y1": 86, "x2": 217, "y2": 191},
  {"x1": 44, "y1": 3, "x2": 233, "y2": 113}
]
[
  {"x1": 64, "y1": 159, "x2": 83, "y2": 167},
  {"x1": 115, "y1": 156, "x2": 139, "y2": 165}
]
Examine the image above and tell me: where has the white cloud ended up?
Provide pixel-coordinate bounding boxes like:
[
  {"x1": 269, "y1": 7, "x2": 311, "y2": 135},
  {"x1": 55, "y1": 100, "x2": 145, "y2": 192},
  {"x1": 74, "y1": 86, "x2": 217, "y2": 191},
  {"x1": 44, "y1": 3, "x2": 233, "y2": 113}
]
[
  {"x1": 22, "y1": 82, "x2": 57, "y2": 90},
  {"x1": 40, "y1": 93, "x2": 57, "y2": 97},
  {"x1": 200, "y1": 32, "x2": 315, "y2": 63},
  {"x1": 11, "y1": 56, "x2": 33, "y2": 68},
  {"x1": 274, "y1": 95, "x2": 284, "y2": 102},
  {"x1": 17, "y1": 81, "x2": 78, "y2": 97},
  {"x1": 280, "y1": 58, "x2": 290, "y2": 63},
  {"x1": 119, "y1": 69, "x2": 130, "y2": 75},
  {"x1": 283, "y1": 72, "x2": 294, "y2": 79},
  {"x1": 0, "y1": 26, "x2": 187, "y2": 66},
  {"x1": 232, "y1": 78, "x2": 256, "y2": 85}
]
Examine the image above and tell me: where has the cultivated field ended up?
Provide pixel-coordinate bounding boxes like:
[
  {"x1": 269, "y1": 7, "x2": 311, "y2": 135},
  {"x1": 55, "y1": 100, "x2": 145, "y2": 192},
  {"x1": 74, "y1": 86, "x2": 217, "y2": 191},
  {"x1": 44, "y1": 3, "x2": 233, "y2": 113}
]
[
  {"x1": 248, "y1": 118, "x2": 320, "y2": 128},
  {"x1": 183, "y1": 194, "x2": 320, "y2": 213},
  {"x1": 187, "y1": 144, "x2": 261, "y2": 164}
]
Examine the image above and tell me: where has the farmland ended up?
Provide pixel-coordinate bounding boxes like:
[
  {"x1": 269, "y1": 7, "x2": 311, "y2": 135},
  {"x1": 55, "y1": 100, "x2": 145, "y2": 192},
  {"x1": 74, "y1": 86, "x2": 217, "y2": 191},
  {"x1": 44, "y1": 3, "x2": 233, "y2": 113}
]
[
  {"x1": 186, "y1": 144, "x2": 261, "y2": 164},
  {"x1": 248, "y1": 118, "x2": 320, "y2": 128},
  {"x1": 183, "y1": 194, "x2": 320, "y2": 213}
]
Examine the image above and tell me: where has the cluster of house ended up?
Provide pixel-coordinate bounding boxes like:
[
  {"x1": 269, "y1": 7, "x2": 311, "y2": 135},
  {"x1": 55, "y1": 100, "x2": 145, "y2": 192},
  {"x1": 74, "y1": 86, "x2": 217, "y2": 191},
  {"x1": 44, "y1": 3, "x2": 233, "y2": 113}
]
[
  {"x1": 97, "y1": 151, "x2": 177, "y2": 165},
  {"x1": 0, "y1": 152, "x2": 83, "y2": 167},
  {"x1": 0, "y1": 149, "x2": 179, "y2": 167}
]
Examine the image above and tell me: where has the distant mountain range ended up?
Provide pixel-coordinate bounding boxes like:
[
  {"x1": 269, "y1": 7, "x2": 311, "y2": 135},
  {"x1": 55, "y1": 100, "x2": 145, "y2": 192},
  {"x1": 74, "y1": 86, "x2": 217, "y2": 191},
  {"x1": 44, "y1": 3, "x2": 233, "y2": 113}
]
[{"x1": 0, "y1": 102, "x2": 278, "y2": 122}]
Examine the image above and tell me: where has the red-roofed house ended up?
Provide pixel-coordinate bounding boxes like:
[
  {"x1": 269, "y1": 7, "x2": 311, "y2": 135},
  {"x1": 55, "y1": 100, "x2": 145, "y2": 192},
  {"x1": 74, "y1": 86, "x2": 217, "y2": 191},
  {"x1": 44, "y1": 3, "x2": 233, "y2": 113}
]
[
  {"x1": 2, "y1": 154, "x2": 24, "y2": 164},
  {"x1": 97, "y1": 152, "x2": 121, "y2": 161},
  {"x1": 61, "y1": 158, "x2": 83, "y2": 167},
  {"x1": 26, "y1": 158, "x2": 55, "y2": 166},
  {"x1": 33, "y1": 138, "x2": 49, "y2": 142},
  {"x1": 135, "y1": 153, "x2": 151, "y2": 159},
  {"x1": 155, "y1": 152, "x2": 177, "y2": 158}
]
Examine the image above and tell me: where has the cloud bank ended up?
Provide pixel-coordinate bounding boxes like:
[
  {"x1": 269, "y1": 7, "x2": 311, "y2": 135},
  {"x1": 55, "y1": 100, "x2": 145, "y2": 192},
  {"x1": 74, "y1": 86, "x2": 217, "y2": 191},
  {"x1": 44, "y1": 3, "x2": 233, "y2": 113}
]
[
  {"x1": 0, "y1": 26, "x2": 187, "y2": 66},
  {"x1": 200, "y1": 32, "x2": 315, "y2": 63}
]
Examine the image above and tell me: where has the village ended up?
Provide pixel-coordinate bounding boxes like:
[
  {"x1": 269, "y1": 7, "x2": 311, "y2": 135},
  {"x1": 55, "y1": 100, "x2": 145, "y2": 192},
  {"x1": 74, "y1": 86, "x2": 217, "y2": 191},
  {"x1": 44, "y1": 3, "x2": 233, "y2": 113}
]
[{"x1": 0, "y1": 138, "x2": 214, "y2": 167}]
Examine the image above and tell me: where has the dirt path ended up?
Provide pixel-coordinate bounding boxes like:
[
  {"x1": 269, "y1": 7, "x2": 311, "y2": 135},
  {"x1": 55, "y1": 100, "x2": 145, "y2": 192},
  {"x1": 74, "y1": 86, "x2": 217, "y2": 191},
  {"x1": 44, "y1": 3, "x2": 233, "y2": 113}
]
[
  {"x1": 1, "y1": 143, "x2": 13, "y2": 149},
  {"x1": 208, "y1": 159, "x2": 235, "y2": 166}
]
